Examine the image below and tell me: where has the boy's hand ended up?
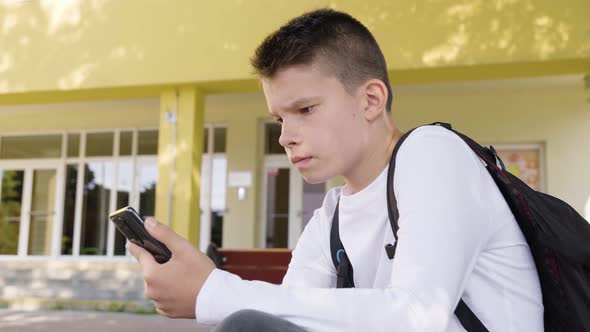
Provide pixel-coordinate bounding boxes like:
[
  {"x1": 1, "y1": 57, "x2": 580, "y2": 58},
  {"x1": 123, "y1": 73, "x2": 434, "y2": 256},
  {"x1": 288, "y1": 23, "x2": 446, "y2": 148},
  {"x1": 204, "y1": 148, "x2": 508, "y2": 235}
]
[{"x1": 127, "y1": 217, "x2": 215, "y2": 318}]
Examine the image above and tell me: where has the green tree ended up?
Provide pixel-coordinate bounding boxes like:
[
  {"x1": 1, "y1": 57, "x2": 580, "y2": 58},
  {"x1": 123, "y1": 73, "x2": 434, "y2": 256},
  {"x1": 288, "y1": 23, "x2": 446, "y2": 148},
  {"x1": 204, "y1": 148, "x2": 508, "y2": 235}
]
[{"x1": 0, "y1": 171, "x2": 24, "y2": 254}]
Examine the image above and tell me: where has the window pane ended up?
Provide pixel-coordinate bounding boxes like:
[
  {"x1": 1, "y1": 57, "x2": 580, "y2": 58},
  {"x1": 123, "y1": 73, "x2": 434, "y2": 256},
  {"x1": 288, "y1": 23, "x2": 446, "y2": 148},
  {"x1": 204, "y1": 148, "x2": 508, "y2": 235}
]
[
  {"x1": 211, "y1": 212, "x2": 223, "y2": 248},
  {"x1": 210, "y1": 156, "x2": 226, "y2": 247},
  {"x1": 119, "y1": 131, "x2": 133, "y2": 156},
  {"x1": 0, "y1": 170, "x2": 25, "y2": 255},
  {"x1": 67, "y1": 134, "x2": 80, "y2": 157},
  {"x1": 138, "y1": 160, "x2": 158, "y2": 217},
  {"x1": 138, "y1": 130, "x2": 158, "y2": 155},
  {"x1": 265, "y1": 168, "x2": 289, "y2": 248},
  {"x1": 28, "y1": 169, "x2": 57, "y2": 255},
  {"x1": 264, "y1": 123, "x2": 283, "y2": 154},
  {"x1": 0, "y1": 135, "x2": 61, "y2": 159},
  {"x1": 86, "y1": 132, "x2": 114, "y2": 157},
  {"x1": 213, "y1": 127, "x2": 226, "y2": 153},
  {"x1": 80, "y1": 162, "x2": 113, "y2": 255},
  {"x1": 114, "y1": 159, "x2": 133, "y2": 256},
  {"x1": 61, "y1": 165, "x2": 77, "y2": 255},
  {"x1": 203, "y1": 128, "x2": 209, "y2": 153},
  {"x1": 211, "y1": 156, "x2": 226, "y2": 212}
]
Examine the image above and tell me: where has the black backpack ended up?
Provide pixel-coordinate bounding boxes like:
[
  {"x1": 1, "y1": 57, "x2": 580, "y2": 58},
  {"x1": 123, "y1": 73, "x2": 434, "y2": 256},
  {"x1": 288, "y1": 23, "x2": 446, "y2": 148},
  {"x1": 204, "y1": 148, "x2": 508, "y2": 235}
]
[{"x1": 330, "y1": 123, "x2": 590, "y2": 331}]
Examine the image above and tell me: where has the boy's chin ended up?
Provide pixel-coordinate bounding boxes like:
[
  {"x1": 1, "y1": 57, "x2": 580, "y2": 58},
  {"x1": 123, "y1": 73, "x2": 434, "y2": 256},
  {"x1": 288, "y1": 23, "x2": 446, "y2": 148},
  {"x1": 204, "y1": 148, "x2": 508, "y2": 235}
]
[{"x1": 300, "y1": 172, "x2": 334, "y2": 185}]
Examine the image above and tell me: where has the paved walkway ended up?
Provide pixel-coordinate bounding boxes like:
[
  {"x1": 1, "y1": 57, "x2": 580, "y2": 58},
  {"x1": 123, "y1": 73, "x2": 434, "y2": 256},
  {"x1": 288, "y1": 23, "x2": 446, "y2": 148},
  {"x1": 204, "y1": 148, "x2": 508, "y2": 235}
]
[{"x1": 0, "y1": 309, "x2": 214, "y2": 332}]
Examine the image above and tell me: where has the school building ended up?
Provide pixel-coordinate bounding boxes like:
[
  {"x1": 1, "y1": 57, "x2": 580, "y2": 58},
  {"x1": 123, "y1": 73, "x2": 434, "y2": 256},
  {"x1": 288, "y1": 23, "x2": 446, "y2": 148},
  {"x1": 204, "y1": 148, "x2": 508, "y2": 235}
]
[{"x1": 0, "y1": 0, "x2": 589, "y2": 309}]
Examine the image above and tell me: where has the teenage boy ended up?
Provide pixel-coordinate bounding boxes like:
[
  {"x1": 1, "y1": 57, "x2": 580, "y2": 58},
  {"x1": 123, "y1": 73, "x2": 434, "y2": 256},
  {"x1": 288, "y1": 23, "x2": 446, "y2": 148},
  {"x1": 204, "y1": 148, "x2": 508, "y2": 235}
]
[{"x1": 128, "y1": 9, "x2": 543, "y2": 332}]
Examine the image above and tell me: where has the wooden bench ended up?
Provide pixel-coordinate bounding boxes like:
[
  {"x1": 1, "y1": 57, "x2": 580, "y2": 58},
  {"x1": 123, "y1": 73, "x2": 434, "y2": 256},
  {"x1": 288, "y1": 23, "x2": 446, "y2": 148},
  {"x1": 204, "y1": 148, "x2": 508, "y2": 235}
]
[{"x1": 213, "y1": 248, "x2": 292, "y2": 284}]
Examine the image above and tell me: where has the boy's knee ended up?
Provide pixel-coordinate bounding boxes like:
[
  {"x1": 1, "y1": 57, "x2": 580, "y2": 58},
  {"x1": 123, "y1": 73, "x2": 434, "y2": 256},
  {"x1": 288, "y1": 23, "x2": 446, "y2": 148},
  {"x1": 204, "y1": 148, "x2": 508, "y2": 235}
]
[
  {"x1": 214, "y1": 309, "x2": 266, "y2": 332},
  {"x1": 214, "y1": 309, "x2": 306, "y2": 332}
]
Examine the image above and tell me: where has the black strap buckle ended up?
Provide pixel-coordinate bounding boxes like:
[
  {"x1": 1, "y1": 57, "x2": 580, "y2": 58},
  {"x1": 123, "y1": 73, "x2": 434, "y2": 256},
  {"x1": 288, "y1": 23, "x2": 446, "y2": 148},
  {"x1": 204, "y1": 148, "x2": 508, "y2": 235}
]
[
  {"x1": 488, "y1": 145, "x2": 506, "y2": 171},
  {"x1": 384, "y1": 243, "x2": 397, "y2": 260}
]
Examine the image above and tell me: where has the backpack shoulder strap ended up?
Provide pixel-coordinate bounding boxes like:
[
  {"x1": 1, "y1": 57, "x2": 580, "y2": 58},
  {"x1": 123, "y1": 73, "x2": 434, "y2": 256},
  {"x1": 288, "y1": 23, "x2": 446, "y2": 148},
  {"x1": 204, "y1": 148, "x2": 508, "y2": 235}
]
[
  {"x1": 386, "y1": 122, "x2": 489, "y2": 332},
  {"x1": 330, "y1": 200, "x2": 355, "y2": 288},
  {"x1": 385, "y1": 127, "x2": 419, "y2": 247}
]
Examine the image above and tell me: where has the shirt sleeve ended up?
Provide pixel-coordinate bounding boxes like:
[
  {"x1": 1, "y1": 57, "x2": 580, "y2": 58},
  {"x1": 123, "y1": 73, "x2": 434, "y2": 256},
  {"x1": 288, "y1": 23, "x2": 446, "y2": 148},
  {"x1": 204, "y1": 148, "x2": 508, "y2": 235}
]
[{"x1": 195, "y1": 127, "x2": 494, "y2": 332}]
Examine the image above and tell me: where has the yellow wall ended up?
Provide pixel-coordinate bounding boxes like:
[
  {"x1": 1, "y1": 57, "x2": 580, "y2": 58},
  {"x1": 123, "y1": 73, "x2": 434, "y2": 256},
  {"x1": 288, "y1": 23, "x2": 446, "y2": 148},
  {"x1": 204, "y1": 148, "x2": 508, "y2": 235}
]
[
  {"x1": 0, "y1": 99, "x2": 159, "y2": 132},
  {"x1": 155, "y1": 87, "x2": 205, "y2": 246},
  {"x1": 1, "y1": 0, "x2": 588, "y2": 95},
  {"x1": 393, "y1": 76, "x2": 590, "y2": 213}
]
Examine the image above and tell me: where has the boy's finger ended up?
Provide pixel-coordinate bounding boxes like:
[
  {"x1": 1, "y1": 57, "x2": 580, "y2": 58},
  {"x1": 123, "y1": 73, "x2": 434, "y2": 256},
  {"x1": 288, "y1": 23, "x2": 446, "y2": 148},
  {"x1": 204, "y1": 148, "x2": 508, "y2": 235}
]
[{"x1": 127, "y1": 241, "x2": 156, "y2": 266}]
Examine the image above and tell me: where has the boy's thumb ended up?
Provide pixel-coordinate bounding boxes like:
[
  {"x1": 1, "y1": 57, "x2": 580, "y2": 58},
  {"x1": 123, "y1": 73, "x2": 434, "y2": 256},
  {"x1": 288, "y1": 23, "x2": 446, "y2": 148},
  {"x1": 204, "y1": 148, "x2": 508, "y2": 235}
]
[{"x1": 144, "y1": 217, "x2": 181, "y2": 251}]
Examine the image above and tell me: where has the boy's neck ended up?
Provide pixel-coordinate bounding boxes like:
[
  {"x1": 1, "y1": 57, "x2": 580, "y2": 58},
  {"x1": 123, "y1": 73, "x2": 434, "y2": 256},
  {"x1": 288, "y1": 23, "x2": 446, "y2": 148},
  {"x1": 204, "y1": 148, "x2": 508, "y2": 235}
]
[{"x1": 343, "y1": 127, "x2": 404, "y2": 195}]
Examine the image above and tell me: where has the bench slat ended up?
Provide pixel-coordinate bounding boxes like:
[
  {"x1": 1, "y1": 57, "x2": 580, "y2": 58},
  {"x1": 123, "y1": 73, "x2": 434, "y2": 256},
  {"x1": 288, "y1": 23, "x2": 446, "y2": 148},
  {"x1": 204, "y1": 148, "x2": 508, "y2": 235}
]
[
  {"x1": 218, "y1": 250, "x2": 292, "y2": 266},
  {"x1": 214, "y1": 249, "x2": 292, "y2": 284}
]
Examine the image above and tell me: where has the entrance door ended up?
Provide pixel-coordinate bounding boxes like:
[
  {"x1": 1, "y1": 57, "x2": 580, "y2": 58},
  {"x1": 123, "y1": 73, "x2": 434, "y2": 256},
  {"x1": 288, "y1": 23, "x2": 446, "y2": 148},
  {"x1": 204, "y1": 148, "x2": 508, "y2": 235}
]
[
  {"x1": 0, "y1": 163, "x2": 61, "y2": 256},
  {"x1": 261, "y1": 156, "x2": 326, "y2": 249}
]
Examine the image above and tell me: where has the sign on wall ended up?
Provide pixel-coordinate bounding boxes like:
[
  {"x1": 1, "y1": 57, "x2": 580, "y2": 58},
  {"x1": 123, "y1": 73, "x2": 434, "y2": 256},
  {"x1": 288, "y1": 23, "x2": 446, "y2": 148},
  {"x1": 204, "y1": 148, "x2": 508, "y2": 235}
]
[{"x1": 494, "y1": 144, "x2": 544, "y2": 192}]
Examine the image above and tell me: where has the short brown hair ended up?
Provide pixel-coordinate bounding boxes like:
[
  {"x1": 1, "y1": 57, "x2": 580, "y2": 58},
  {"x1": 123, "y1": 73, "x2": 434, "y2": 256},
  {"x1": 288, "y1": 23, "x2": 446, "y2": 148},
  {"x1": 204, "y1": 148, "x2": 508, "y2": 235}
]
[{"x1": 251, "y1": 8, "x2": 393, "y2": 111}]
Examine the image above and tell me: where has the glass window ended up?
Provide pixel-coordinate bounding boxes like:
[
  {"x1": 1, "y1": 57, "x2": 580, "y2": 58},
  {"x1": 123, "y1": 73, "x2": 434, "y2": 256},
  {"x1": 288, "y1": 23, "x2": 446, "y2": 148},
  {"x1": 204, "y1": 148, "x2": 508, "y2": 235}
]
[
  {"x1": 86, "y1": 132, "x2": 114, "y2": 157},
  {"x1": 138, "y1": 130, "x2": 158, "y2": 155},
  {"x1": 210, "y1": 156, "x2": 227, "y2": 212},
  {"x1": 80, "y1": 161, "x2": 113, "y2": 255},
  {"x1": 137, "y1": 160, "x2": 158, "y2": 217},
  {"x1": 114, "y1": 159, "x2": 133, "y2": 256},
  {"x1": 264, "y1": 123, "x2": 283, "y2": 154},
  {"x1": 0, "y1": 170, "x2": 25, "y2": 254},
  {"x1": 203, "y1": 128, "x2": 209, "y2": 153},
  {"x1": 0, "y1": 135, "x2": 62, "y2": 159},
  {"x1": 213, "y1": 127, "x2": 226, "y2": 153},
  {"x1": 67, "y1": 134, "x2": 80, "y2": 158},
  {"x1": 27, "y1": 169, "x2": 57, "y2": 255},
  {"x1": 61, "y1": 165, "x2": 77, "y2": 255},
  {"x1": 210, "y1": 212, "x2": 223, "y2": 247},
  {"x1": 119, "y1": 131, "x2": 133, "y2": 156},
  {"x1": 210, "y1": 156, "x2": 226, "y2": 247}
]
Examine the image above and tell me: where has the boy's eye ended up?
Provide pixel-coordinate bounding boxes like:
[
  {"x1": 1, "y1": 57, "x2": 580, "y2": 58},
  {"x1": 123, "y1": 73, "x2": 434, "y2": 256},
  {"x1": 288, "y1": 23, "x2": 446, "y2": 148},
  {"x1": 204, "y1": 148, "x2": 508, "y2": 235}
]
[{"x1": 300, "y1": 106, "x2": 314, "y2": 114}]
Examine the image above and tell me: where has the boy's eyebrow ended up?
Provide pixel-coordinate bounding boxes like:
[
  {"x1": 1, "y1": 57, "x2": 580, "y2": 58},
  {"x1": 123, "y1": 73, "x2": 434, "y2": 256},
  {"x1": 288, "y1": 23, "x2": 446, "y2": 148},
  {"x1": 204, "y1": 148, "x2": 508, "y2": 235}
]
[
  {"x1": 286, "y1": 96, "x2": 320, "y2": 110},
  {"x1": 269, "y1": 96, "x2": 322, "y2": 118}
]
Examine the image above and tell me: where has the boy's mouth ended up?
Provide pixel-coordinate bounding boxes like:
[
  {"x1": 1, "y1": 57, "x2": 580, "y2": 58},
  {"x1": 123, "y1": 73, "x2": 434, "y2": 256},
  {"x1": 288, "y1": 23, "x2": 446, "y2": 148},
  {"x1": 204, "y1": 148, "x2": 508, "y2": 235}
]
[{"x1": 291, "y1": 156, "x2": 312, "y2": 167}]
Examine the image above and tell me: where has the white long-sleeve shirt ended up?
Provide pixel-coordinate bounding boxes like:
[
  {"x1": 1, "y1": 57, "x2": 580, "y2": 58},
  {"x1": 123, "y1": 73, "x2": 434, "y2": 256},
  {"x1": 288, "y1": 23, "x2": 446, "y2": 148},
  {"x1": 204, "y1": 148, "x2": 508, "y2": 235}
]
[{"x1": 196, "y1": 126, "x2": 543, "y2": 331}]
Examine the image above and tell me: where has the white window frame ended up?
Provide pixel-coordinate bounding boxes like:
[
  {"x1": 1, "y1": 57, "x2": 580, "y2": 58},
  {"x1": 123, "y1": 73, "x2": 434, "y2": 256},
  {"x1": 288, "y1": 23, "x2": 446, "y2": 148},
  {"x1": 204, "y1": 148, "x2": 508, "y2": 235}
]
[
  {"x1": 0, "y1": 127, "x2": 158, "y2": 262},
  {"x1": 199, "y1": 124, "x2": 227, "y2": 252},
  {"x1": 0, "y1": 160, "x2": 63, "y2": 258},
  {"x1": 260, "y1": 155, "x2": 304, "y2": 249}
]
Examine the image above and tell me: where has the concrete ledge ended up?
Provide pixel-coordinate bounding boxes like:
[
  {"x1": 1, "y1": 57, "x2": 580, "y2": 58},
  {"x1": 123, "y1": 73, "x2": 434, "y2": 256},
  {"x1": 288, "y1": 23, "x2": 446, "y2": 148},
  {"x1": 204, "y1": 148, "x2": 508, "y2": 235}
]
[{"x1": 0, "y1": 258, "x2": 148, "y2": 305}]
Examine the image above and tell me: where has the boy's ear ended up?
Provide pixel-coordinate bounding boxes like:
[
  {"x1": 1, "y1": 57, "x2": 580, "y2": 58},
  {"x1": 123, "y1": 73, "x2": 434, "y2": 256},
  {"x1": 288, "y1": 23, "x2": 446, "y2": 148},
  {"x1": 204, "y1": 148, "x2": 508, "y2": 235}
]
[{"x1": 362, "y1": 79, "x2": 388, "y2": 122}]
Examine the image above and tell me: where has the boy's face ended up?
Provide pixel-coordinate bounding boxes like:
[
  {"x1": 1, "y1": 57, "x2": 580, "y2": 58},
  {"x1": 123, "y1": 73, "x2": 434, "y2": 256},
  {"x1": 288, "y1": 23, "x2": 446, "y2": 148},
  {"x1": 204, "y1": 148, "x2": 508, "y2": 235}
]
[{"x1": 262, "y1": 61, "x2": 369, "y2": 184}]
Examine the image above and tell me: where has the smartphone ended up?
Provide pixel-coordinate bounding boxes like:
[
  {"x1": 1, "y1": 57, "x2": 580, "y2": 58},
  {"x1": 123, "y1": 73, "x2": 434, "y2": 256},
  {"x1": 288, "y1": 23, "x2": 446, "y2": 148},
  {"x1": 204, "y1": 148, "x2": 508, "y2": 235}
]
[{"x1": 109, "y1": 206, "x2": 172, "y2": 264}]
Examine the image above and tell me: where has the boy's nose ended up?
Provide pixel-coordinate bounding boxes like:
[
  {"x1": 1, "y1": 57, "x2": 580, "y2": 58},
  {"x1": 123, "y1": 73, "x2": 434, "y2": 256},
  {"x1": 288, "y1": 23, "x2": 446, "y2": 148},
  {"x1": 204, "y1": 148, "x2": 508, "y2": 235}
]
[{"x1": 278, "y1": 123, "x2": 298, "y2": 148}]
